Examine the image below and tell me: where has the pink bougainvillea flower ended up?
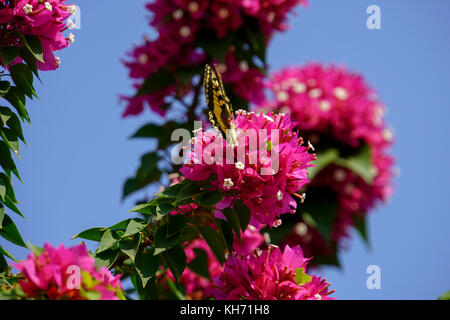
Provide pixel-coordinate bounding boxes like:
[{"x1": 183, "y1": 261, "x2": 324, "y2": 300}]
[
  {"x1": 180, "y1": 111, "x2": 315, "y2": 227},
  {"x1": 212, "y1": 244, "x2": 334, "y2": 300},
  {"x1": 263, "y1": 63, "x2": 395, "y2": 255},
  {"x1": 14, "y1": 243, "x2": 124, "y2": 300},
  {"x1": 121, "y1": 0, "x2": 308, "y2": 117},
  {"x1": 0, "y1": 0, "x2": 75, "y2": 70}
]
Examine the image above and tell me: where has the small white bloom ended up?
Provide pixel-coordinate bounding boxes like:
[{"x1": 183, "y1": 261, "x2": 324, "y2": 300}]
[
  {"x1": 294, "y1": 222, "x2": 308, "y2": 236},
  {"x1": 333, "y1": 86, "x2": 349, "y2": 100},
  {"x1": 223, "y1": 178, "x2": 234, "y2": 189},
  {"x1": 218, "y1": 8, "x2": 229, "y2": 19},
  {"x1": 307, "y1": 140, "x2": 315, "y2": 151},
  {"x1": 23, "y1": 4, "x2": 33, "y2": 14},
  {"x1": 188, "y1": 1, "x2": 199, "y2": 13},
  {"x1": 67, "y1": 19, "x2": 75, "y2": 29},
  {"x1": 266, "y1": 12, "x2": 276, "y2": 23},
  {"x1": 276, "y1": 91, "x2": 289, "y2": 102},
  {"x1": 179, "y1": 26, "x2": 191, "y2": 38},
  {"x1": 334, "y1": 168, "x2": 347, "y2": 182},
  {"x1": 315, "y1": 294, "x2": 322, "y2": 300},
  {"x1": 55, "y1": 57, "x2": 61, "y2": 66},
  {"x1": 68, "y1": 33, "x2": 75, "y2": 44},
  {"x1": 263, "y1": 232, "x2": 271, "y2": 244},
  {"x1": 263, "y1": 114, "x2": 274, "y2": 122},
  {"x1": 44, "y1": 2, "x2": 52, "y2": 11},
  {"x1": 292, "y1": 82, "x2": 306, "y2": 94},
  {"x1": 216, "y1": 63, "x2": 227, "y2": 74},
  {"x1": 276, "y1": 190, "x2": 283, "y2": 201},
  {"x1": 319, "y1": 100, "x2": 331, "y2": 111},
  {"x1": 235, "y1": 161, "x2": 245, "y2": 170},
  {"x1": 239, "y1": 61, "x2": 249, "y2": 72},
  {"x1": 138, "y1": 53, "x2": 148, "y2": 65},
  {"x1": 382, "y1": 128, "x2": 394, "y2": 142},
  {"x1": 172, "y1": 9, "x2": 183, "y2": 20},
  {"x1": 308, "y1": 88, "x2": 322, "y2": 99}
]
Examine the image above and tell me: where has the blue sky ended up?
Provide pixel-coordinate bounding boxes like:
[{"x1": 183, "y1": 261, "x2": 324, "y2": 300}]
[{"x1": 4, "y1": 0, "x2": 450, "y2": 299}]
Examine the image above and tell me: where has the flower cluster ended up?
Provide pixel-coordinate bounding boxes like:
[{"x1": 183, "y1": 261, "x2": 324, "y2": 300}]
[
  {"x1": 14, "y1": 243, "x2": 124, "y2": 300},
  {"x1": 263, "y1": 63, "x2": 395, "y2": 254},
  {"x1": 212, "y1": 244, "x2": 334, "y2": 300},
  {"x1": 0, "y1": 0, "x2": 76, "y2": 70},
  {"x1": 122, "y1": 0, "x2": 308, "y2": 117},
  {"x1": 180, "y1": 111, "x2": 316, "y2": 227},
  {"x1": 172, "y1": 227, "x2": 264, "y2": 300}
]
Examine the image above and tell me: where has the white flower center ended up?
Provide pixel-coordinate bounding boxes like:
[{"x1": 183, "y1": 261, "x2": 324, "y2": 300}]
[
  {"x1": 179, "y1": 26, "x2": 191, "y2": 38},
  {"x1": 68, "y1": 33, "x2": 75, "y2": 44},
  {"x1": 188, "y1": 2, "x2": 199, "y2": 13},
  {"x1": 235, "y1": 162, "x2": 245, "y2": 170},
  {"x1": 223, "y1": 178, "x2": 234, "y2": 189},
  {"x1": 276, "y1": 91, "x2": 289, "y2": 102},
  {"x1": 334, "y1": 169, "x2": 347, "y2": 182},
  {"x1": 23, "y1": 4, "x2": 33, "y2": 14},
  {"x1": 319, "y1": 100, "x2": 331, "y2": 111},
  {"x1": 267, "y1": 12, "x2": 276, "y2": 23},
  {"x1": 295, "y1": 222, "x2": 308, "y2": 236},
  {"x1": 315, "y1": 294, "x2": 322, "y2": 300},
  {"x1": 292, "y1": 82, "x2": 306, "y2": 94},
  {"x1": 382, "y1": 128, "x2": 394, "y2": 141},
  {"x1": 334, "y1": 87, "x2": 349, "y2": 100},
  {"x1": 44, "y1": 2, "x2": 52, "y2": 11},
  {"x1": 138, "y1": 53, "x2": 148, "y2": 65},
  {"x1": 239, "y1": 61, "x2": 249, "y2": 72},
  {"x1": 276, "y1": 190, "x2": 283, "y2": 201},
  {"x1": 308, "y1": 88, "x2": 322, "y2": 99},
  {"x1": 173, "y1": 9, "x2": 183, "y2": 20},
  {"x1": 218, "y1": 8, "x2": 229, "y2": 19}
]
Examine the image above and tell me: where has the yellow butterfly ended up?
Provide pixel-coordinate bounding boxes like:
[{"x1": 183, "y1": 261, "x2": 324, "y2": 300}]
[{"x1": 203, "y1": 64, "x2": 238, "y2": 146}]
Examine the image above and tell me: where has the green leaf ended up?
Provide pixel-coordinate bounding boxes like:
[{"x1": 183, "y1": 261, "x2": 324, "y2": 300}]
[
  {"x1": 0, "y1": 214, "x2": 27, "y2": 248},
  {"x1": 438, "y1": 291, "x2": 450, "y2": 300},
  {"x1": 222, "y1": 208, "x2": 241, "y2": 240},
  {"x1": 335, "y1": 144, "x2": 374, "y2": 184},
  {"x1": 4, "y1": 86, "x2": 29, "y2": 123},
  {"x1": 156, "y1": 201, "x2": 175, "y2": 218},
  {"x1": 161, "y1": 245, "x2": 186, "y2": 282},
  {"x1": 136, "y1": 69, "x2": 174, "y2": 96},
  {"x1": 295, "y1": 268, "x2": 313, "y2": 285},
  {"x1": 16, "y1": 33, "x2": 44, "y2": 63},
  {"x1": 167, "y1": 214, "x2": 186, "y2": 237},
  {"x1": 0, "y1": 204, "x2": 4, "y2": 227},
  {"x1": 19, "y1": 46, "x2": 39, "y2": 80},
  {"x1": 2, "y1": 108, "x2": 25, "y2": 142},
  {"x1": 198, "y1": 188, "x2": 223, "y2": 207},
  {"x1": 1, "y1": 128, "x2": 20, "y2": 158},
  {"x1": 0, "y1": 106, "x2": 12, "y2": 125},
  {"x1": 2, "y1": 194, "x2": 23, "y2": 218},
  {"x1": 135, "y1": 248, "x2": 159, "y2": 287},
  {"x1": 0, "y1": 244, "x2": 15, "y2": 261},
  {"x1": 353, "y1": 214, "x2": 370, "y2": 248},
  {"x1": 0, "y1": 81, "x2": 10, "y2": 97},
  {"x1": 0, "y1": 173, "x2": 17, "y2": 203},
  {"x1": 154, "y1": 224, "x2": 181, "y2": 255},
  {"x1": 308, "y1": 149, "x2": 339, "y2": 180},
  {"x1": 301, "y1": 187, "x2": 338, "y2": 244},
  {"x1": 129, "y1": 203, "x2": 155, "y2": 215},
  {"x1": 187, "y1": 248, "x2": 210, "y2": 279},
  {"x1": 27, "y1": 242, "x2": 44, "y2": 256},
  {"x1": 199, "y1": 225, "x2": 226, "y2": 264},
  {"x1": 0, "y1": 47, "x2": 19, "y2": 66},
  {"x1": 94, "y1": 249, "x2": 120, "y2": 269},
  {"x1": 160, "y1": 181, "x2": 185, "y2": 198},
  {"x1": 216, "y1": 218, "x2": 234, "y2": 255},
  {"x1": 234, "y1": 199, "x2": 251, "y2": 232},
  {"x1": 119, "y1": 234, "x2": 141, "y2": 261},
  {"x1": 124, "y1": 219, "x2": 148, "y2": 237},
  {"x1": 72, "y1": 227, "x2": 106, "y2": 242},
  {"x1": 176, "y1": 181, "x2": 201, "y2": 203},
  {"x1": 96, "y1": 229, "x2": 121, "y2": 253},
  {"x1": 0, "y1": 178, "x2": 5, "y2": 202},
  {"x1": 10, "y1": 63, "x2": 36, "y2": 99}
]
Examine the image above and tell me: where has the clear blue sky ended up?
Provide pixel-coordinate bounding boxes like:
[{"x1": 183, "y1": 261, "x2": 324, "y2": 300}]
[{"x1": 4, "y1": 0, "x2": 450, "y2": 299}]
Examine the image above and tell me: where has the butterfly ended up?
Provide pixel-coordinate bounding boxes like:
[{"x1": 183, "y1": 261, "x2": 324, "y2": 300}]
[{"x1": 203, "y1": 64, "x2": 238, "y2": 146}]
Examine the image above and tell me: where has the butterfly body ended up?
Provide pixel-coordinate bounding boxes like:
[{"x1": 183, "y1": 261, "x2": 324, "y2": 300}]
[{"x1": 203, "y1": 64, "x2": 238, "y2": 146}]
